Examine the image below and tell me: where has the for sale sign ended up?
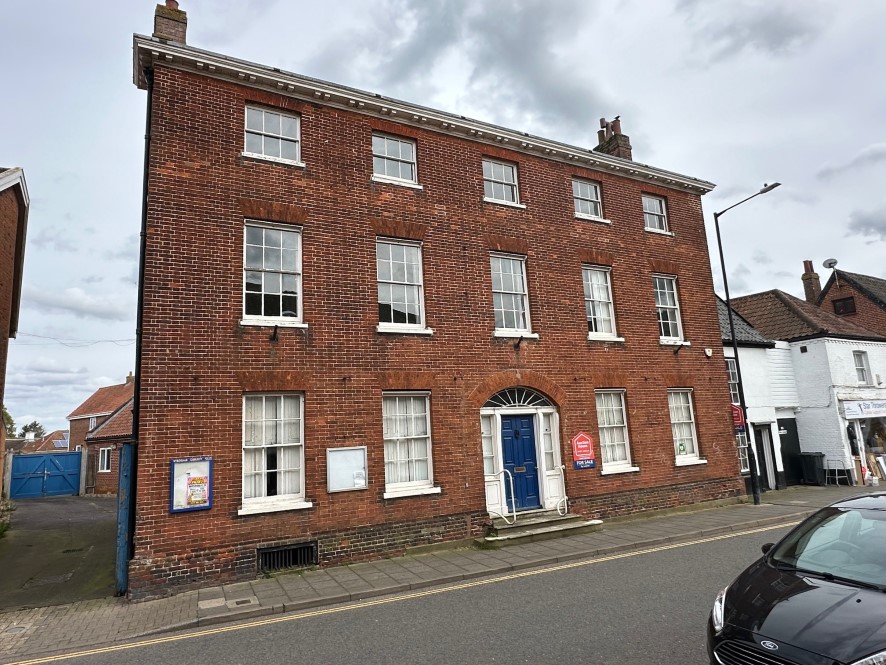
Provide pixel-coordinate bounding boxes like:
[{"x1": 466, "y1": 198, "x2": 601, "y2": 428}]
[
  {"x1": 731, "y1": 404, "x2": 746, "y2": 433},
  {"x1": 571, "y1": 431, "x2": 596, "y2": 470}
]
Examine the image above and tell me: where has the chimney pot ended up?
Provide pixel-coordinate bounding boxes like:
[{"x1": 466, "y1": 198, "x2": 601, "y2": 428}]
[
  {"x1": 166, "y1": 0, "x2": 179, "y2": 8},
  {"x1": 594, "y1": 116, "x2": 632, "y2": 161}
]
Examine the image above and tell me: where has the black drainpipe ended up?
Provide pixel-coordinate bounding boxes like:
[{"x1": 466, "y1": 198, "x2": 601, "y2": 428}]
[{"x1": 129, "y1": 67, "x2": 153, "y2": 571}]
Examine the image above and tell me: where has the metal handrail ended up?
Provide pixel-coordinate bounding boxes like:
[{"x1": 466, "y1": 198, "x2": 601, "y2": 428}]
[
  {"x1": 488, "y1": 468, "x2": 517, "y2": 525},
  {"x1": 555, "y1": 464, "x2": 568, "y2": 516}
]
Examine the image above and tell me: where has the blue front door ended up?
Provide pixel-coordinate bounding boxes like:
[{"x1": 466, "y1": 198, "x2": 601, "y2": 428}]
[{"x1": 501, "y1": 414, "x2": 541, "y2": 511}]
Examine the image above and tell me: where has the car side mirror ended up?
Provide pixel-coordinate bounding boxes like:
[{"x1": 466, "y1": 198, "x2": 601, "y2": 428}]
[{"x1": 761, "y1": 543, "x2": 774, "y2": 555}]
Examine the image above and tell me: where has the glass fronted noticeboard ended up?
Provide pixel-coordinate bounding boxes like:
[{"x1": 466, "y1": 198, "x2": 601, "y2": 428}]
[
  {"x1": 170, "y1": 456, "x2": 213, "y2": 513},
  {"x1": 327, "y1": 446, "x2": 368, "y2": 493}
]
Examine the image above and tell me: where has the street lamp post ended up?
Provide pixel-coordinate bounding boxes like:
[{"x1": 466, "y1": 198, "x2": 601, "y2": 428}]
[{"x1": 713, "y1": 182, "x2": 781, "y2": 506}]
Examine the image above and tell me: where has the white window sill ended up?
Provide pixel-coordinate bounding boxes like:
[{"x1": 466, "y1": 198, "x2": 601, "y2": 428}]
[
  {"x1": 382, "y1": 486, "x2": 442, "y2": 500},
  {"x1": 240, "y1": 318, "x2": 308, "y2": 329},
  {"x1": 675, "y1": 457, "x2": 707, "y2": 467},
  {"x1": 575, "y1": 213, "x2": 611, "y2": 224},
  {"x1": 483, "y1": 197, "x2": 526, "y2": 210},
  {"x1": 98, "y1": 469, "x2": 112, "y2": 474},
  {"x1": 371, "y1": 174, "x2": 423, "y2": 190},
  {"x1": 645, "y1": 227, "x2": 674, "y2": 237},
  {"x1": 588, "y1": 333, "x2": 624, "y2": 342},
  {"x1": 493, "y1": 330, "x2": 539, "y2": 339},
  {"x1": 376, "y1": 324, "x2": 434, "y2": 335},
  {"x1": 238, "y1": 499, "x2": 313, "y2": 516},
  {"x1": 600, "y1": 465, "x2": 640, "y2": 476},
  {"x1": 241, "y1": 152, "x2": 306, "y2": 169},
  {"x1": 660, "y1": 338, "x2": 690, "y2": 347}
]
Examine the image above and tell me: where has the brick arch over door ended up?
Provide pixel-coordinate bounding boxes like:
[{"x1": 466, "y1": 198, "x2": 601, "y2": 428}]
[{"x1": 467, "y1": 370, "x2": 567, "y2": 409}]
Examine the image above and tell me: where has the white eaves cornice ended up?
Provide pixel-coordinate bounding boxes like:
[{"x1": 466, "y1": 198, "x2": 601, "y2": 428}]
[
  {"x1": 0, "y1": 167, "x2": 29, "y2": 207},
  {"x1": 132, "y1": 34, "x2": 715, "y2": 195}
]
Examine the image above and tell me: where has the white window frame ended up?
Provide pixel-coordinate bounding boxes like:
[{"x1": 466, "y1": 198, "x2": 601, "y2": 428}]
[
  {"x1": 88, "y1": 416, "x2": 97, "y2": 430},
  {"x1": 854, "y1": 351, "x2": 872, "y2": 385},
  {"x1": 736, "y1": 429, "x2": 750, "y2": 474},
  {"x1": 669, "y1": 389, "x2": 705, "y2": 465},
  {"x1": 243, "y1": 106, "x2": 303, "y2": 166},
  {"x1": 239, "y1": 393, "x2": 311, "y2": 515},
  {"x1": 376, "y1": 239, "x2": 432, "y2": 335},
  {"x1": 595, "y1": 390, "x2": 638, "y2": 474},
  {"x1": 241, "y1": 221, "x2": 306, "y2": 328},
  {"x1": 371, "y1": 134, "x2": 420, "y2": 188},
  {"x1": 572, "y1": 179, "x2": 605, "y2": 221},
  {"x1": 642, "y1": 194, "x2": 670, "y2": 233},
  {"x1": 653, "y1": 274, "x2": 684, "y2": 344},
  {"x1": 482, "y1": 159, "x2": 524, "y2": 207},
  {"x1": 583, "y1": 266, "x2": 620, "y2": 340},
  {"x1": 99, "y1": 447, "x2": 112, "y2": 473},
  {"x1": 725, "y1": 358, "x2": 740, "y2": 404},
  {"x1": 490, "y1": 253, "x2": 536, "y2": 338},
  {"x1": 382, "y1": 392, "x2": 439, "y2": 499}
]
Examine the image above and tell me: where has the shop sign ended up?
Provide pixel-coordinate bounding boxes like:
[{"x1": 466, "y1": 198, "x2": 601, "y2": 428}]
[
  {"x1": 844, "y1": 400, "x2": 886, "y2": 420},
  {"x1": 572, "y1": 431, "x2": 596, "y2": 470}
]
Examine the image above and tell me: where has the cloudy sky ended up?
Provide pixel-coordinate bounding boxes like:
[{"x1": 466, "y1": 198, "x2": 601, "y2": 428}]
[{"x1": 2, "y1": 0, "x2": 885, "y2": 432}]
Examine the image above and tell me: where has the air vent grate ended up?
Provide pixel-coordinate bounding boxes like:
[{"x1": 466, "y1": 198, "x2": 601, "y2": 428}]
[{"x1": 258, "y1": 542, "x2": 318, "y2": 572}]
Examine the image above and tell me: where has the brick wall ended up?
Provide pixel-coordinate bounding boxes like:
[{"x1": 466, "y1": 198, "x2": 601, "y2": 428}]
[
  {"x1": 0, "y1": 187, "x2": 22, "y2": 410},
  {"x1": 820, "y1": 281, "x2": 886, "y2": 336},
  {"x1": 131, "y1": 65, "x2": 743, "y2": 597},
  {"x1": 89, "y1": 441, "x2": 119, "y2": 495}
]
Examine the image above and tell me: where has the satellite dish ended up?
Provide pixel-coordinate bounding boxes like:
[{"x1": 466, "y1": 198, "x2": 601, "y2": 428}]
[{"x1": 823, "y1": 258, "x2": 838, "y2": 269}]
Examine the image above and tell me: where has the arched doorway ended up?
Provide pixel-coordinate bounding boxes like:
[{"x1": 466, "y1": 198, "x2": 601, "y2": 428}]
[{"x1": 480, "y1": 387, "x2": 564, "y2": 517}]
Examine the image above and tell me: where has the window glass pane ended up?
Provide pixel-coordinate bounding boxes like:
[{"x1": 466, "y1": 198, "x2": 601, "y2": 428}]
[
  {"x1": 400, "y1": 141, "x2": 414, "y2": 161},
  {"x1": 280, "y1": 115, "x2": 298, "y2": 139},
  {"x1": 246, "y1": 108, "x2": 263, "y2": 131},
  {"x1": 482, "y1": 160, "x2": 493, "y2": 179},
  {"x1": 245, "y1": 245, "x2": 262, "y2": 269},
  {"x1": 264, "y1": 112, "x2": 281, "y2": 135},
  {"x1": 263, "y1": 136, "x2": 281, "y2": 158},
  {"x1": 245, "y1": 132, "x2": 262, "y2": 154},
  {"x1": 281, "y1": 140, "x2": 299, "y2": 161},
  {"x1": 372, "y1": 135, "x2": 386, "y2": 156}
]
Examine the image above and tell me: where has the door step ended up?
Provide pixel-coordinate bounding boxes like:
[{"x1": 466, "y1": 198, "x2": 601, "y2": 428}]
[{"x1": 478, "y1": 511, "x2": 603, "y2": 547}]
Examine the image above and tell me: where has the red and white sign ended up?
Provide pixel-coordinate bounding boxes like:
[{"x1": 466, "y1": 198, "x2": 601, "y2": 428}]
[
  {"x1": 731, "y1": 404, "x2": 745, "y2": 428},
  {"x1": 571, "y1": 431, "x2": 595, "y2": 469}
]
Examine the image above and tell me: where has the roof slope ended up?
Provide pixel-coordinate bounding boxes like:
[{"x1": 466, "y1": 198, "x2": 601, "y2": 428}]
[
  {"x1": 820, "y1": 270, "x2": 886, "y2": 311},
  {"x1": 26, "y1": 430, "x2": 70, "y2": 453},
  {"x1": 87, "y1": 399, "x2": 133, "y2": 442},
  {"x1": 717, "y1": 298, "x2": 772, "y2": 346},
  {"x1": 732, "y1": 290, "x2": 886, "y2": 342},
  {"x1": 68, "y1": 382, "x2": 134, "y2": 420}
]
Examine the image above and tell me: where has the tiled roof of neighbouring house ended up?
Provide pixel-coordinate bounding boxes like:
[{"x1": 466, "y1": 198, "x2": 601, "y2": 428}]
[
  {"x1": 67, "y1": 381, "x2": 134, "y2": 420},
  {"x1": 717, "y1": 298, "x2": 772, "y2": 346},
  {"x1": 732, "y1": 289, "x2": 886, "y2": 342},
  {"x1": 86, "y1": 399, "x2": 133, "y2": 441}
]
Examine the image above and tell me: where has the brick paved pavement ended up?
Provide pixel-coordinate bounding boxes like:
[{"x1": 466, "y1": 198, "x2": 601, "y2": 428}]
[{"x1": 0, "y1": 485, "x2": 875, "y2": 663}]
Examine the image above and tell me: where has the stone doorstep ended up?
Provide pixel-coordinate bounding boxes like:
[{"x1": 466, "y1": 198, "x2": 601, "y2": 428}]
[
  {"x1": 492, "y1": 510, "x2": 584, "y2": 531},
  {"x1": 480, "y1": 518, "x2": 604, "y2": 546}
]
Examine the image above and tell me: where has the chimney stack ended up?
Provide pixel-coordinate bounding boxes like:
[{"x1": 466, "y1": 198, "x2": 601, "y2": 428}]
[
  {"x1": 801, "y1": 260, "x2": 822, "y2": 303},
  {"x1": 126, "y1": 371, "x2": 135, "y2": 385},
  {"x1": 154, "y1": 0, "x2": 187, "y2": 44},
  {"x1": 594, "y1": 116, "x2": 632, "y2": 161}
]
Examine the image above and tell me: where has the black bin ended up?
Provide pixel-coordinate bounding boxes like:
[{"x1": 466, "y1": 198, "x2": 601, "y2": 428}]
[{"x1": 800, "y1": 452, "x2": 826, "y2": 486}]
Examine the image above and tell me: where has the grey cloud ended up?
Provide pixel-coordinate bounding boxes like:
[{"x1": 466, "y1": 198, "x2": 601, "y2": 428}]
[
  {"x1": 676, "y1": 1, "x2": 829, "y2": 62},
  {"x1": 102, "y1": 233, "x2": 139, "y2": 262},
  {"x1": 198, "y1": 0, "x2": 281, "y2": 47},
  {"x1": 818, "y1": 143, "x2": 886, "y2": 181},
  {"x1": 81, "y1": 275, "x2": 105, "y2": 284},
  {"x1": 847, "y1": 205, "x2": 886, "y2": 242},
  {"x1": 752, "y1": 250, "x2": 772, "y2": 265},
  {"x1": 31, "y1": 226, "x2": 78, "y2": 253},
  {"x1": 21, "y1": 286, "x2": 134, "y2": 322},
  {"x1": 771, "y1": 270, "x2": 793, "y2": 278}
]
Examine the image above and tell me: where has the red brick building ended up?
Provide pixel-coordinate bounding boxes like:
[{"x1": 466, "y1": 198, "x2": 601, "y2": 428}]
[
  {"x1": 67, "y1": 377, "x2": 133, "y2": 494},
  {"x1": 802, "y1": 261, "x2": 886, "y2": 336},
  {"x1": 128, "y1": 3, "x2": 742, "y2": 597},
  {"x1": 86, "y1": 399, "x2": 133, "y2": 495},
  {"x1": 0, "y1": 167, "x2": 28, "y2": 497}
]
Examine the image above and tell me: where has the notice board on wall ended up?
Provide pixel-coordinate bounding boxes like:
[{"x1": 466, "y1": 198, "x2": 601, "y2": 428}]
[{"x1": 327, "y1": 446, "x2": 368, "y2": 493}]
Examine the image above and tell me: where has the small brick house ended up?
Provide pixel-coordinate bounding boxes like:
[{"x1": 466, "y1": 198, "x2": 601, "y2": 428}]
[
  {"x1": 127, "y1": 2, "x2": 744, "y2": 597},
  {"x1": 0, "y1": 167, "x2": 29, "y2": 496},
  {"x1": 86, "y1": 399, "x2": 134, "y2": 495},
  {"x1": 803, "y1": 261, "x2": 886, "y2": 336},
  {"x1": 67, "y1": 376, "x2": 134, "y2": 494}
]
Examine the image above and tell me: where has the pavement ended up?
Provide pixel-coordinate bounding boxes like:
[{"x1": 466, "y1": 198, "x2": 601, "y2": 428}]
[{"x1": 0, "y1": 484, "x2": 876, "y2": 663}]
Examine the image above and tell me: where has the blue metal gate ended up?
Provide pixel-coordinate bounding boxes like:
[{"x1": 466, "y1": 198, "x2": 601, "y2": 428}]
[{"x1": 10, "y1": 452, "x2": 81, "y2": 499}]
